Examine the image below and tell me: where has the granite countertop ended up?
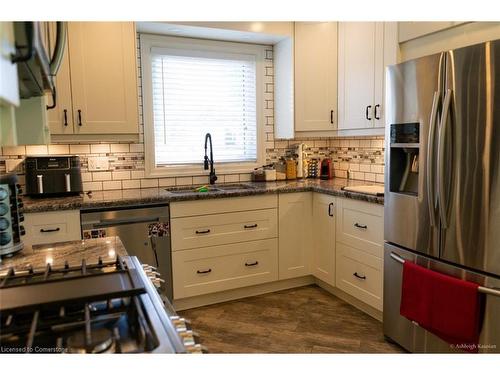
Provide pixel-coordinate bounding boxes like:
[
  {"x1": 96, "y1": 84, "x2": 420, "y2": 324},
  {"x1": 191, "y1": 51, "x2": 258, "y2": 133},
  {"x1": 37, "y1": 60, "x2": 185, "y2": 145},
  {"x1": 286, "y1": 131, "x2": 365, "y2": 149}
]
[
  {"x1": 22, "y1": 178, "x2": 384, "y2": 213},
  {"x1": 0, "y1": 236, "x2": 127, "y2": 274}
]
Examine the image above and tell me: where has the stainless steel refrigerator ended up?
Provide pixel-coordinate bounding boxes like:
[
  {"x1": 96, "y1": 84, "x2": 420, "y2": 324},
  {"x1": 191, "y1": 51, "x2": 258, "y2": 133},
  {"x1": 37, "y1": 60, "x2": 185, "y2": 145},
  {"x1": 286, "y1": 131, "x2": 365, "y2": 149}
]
[{"x1": 383, "y1": 39, "x2": 500, "y2": 353}]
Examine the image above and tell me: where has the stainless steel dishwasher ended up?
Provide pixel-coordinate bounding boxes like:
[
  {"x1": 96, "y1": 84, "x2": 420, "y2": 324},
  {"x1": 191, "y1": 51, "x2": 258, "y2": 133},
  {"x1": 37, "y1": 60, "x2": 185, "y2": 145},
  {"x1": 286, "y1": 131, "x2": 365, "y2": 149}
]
[{"x1": 80, "y1": 204, "x2": 172, "y2": 300}]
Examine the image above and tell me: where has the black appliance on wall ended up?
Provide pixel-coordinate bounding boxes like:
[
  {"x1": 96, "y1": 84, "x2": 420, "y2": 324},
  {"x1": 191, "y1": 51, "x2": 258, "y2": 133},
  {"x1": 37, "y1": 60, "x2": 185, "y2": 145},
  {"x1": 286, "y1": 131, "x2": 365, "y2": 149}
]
[
  {"x1": 25, "y1": 156, "x2": 83, "y2": 197},
  {"x1": 0, "y1": 173, "x2": 25, "y2": 257}
]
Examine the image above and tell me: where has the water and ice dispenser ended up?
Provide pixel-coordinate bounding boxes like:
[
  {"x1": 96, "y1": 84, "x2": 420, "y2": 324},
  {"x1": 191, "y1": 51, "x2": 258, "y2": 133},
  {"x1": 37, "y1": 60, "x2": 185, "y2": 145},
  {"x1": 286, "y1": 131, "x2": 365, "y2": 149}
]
[{"x1": 389, "y1": 123, "x2": 420, "y2": 195}]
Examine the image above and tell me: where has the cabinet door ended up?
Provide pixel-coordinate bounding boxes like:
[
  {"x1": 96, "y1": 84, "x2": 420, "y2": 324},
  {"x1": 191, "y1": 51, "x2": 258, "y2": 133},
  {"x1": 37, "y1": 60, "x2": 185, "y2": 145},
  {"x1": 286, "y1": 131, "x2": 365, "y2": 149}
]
[
  {"x1": 278, "y1": 192, "x2": 312, "y2": 279},
  {"x1": 45, "y1": 22, "x2": 74, "y2": 135},
  {"x1": 295, "y1": 22, "x2": 337, "y2": 132},
  {"x1": 312, "y1": 193, "x2": 335, "y2": 286},
  {"x1": 68, "y1": 22, "x2": 138, "y2": 134},
  {"x1": 338, "y1": 22, "x2": 384, "y2": 130}
]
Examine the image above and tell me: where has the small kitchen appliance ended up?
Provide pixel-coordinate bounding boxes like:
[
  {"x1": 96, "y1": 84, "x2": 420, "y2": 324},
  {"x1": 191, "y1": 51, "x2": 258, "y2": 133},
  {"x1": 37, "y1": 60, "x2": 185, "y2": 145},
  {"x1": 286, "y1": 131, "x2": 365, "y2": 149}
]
[
  {"x1": 25, "y1": 155, "x2": 83, "y2": 196},
  {"x1": 0, "y1": 173, "x2": 25, "y2": 257},
  {"x1": 319, "y1": 158, "x2": 333, "y2": 180}
]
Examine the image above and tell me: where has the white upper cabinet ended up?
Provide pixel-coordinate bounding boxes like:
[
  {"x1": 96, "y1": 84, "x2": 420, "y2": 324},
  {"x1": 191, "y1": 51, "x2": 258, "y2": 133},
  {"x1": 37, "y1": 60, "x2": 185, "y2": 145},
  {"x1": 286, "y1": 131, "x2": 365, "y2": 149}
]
[
  {"x1": 294, "y1": 22, "x2": 337, "y2": 132},
  {"x1": 338, "y1": 22, "x2": 397, "y2": 134},
  {"x1": 50, "y1": 22, "x2": 139, "y2": 138}
]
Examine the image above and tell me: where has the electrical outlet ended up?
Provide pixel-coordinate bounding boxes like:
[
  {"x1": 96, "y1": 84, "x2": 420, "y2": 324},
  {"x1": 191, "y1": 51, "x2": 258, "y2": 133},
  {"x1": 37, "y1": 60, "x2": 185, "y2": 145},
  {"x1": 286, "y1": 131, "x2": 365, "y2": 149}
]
[{"x1": 87, "y1": 156, "x2": 109, "y2": 171}]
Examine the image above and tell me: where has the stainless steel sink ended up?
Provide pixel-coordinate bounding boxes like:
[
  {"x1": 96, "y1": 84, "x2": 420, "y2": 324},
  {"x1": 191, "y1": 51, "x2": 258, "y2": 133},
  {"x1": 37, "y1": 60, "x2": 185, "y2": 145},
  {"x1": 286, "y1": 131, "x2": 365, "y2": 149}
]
[
  {"x1": 165, "y1": 186, "x2": 222, "y2": 194},
  {"x1": 165, "y1": 183, "x2": 255, "y2": 194}
]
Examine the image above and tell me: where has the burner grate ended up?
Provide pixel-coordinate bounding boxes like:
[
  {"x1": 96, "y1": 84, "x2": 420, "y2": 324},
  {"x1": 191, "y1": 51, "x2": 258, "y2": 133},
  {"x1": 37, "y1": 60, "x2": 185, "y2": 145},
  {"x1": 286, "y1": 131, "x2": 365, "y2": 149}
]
[{"x1": 0, "y1": 257, "x2": 160, "y2": 353}]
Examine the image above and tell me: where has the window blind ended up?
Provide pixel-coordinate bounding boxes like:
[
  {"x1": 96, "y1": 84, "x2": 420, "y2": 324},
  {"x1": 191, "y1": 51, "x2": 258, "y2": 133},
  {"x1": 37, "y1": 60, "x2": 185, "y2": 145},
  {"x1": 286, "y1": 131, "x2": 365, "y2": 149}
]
[{"x1": 150, "y1": 48, "x2": 258, "y2": 166}]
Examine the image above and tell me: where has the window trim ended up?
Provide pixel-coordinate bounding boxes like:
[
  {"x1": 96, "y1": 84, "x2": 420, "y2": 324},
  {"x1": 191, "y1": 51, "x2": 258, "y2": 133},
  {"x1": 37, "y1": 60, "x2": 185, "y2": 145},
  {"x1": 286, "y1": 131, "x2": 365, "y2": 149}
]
[{"x1": 140, "y1": 33, "x2": 267, "y2": 178}]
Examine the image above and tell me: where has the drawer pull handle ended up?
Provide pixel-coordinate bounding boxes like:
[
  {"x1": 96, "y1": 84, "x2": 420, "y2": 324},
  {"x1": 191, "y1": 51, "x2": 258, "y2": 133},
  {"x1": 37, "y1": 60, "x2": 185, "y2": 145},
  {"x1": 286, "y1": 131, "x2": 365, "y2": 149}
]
[
  {"x1": 40, "y1": 228, "x2": 60, "y2": 233},
  {"x1": 244, "y1": 224, "x2": 258, "y2": 229},
  {"x1": 353, "y1": 272, "x2": 366, "y2": 280},
  {"x1": 197, "y1": 269, "x2": 212, "y2": 274},
  {"x1": 195, "y1": 229, "x2": 211, "y2": 234},
  {"x1": 245, "y1": 261, "x2": 259, "y2": 267},
  {"x1": 354, "y1": 223, "x2": 367, "y2": 229}
]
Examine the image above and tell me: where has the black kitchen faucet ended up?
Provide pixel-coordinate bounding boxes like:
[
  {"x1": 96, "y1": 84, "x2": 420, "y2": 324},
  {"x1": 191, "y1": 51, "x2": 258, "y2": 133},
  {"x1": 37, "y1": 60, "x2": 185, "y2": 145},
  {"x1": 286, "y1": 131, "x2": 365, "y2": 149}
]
[{"x1": 204, "y1": 133, "x2": 218, "y2": 185}]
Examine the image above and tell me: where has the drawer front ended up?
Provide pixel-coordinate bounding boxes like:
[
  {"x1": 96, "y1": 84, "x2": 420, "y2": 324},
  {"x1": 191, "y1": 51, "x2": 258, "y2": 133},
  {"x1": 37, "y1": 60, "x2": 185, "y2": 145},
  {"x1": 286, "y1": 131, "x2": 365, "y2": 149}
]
[
  {"x1": 337, "y1": 197, "x2": 383, "y2": 258},
  {"x1": 171, "y1": 208, "x2": 277, "y2": 251},
  {"x1": 170, "y1": 194, "x2": 278, "y2": 218},
  {"x1": 24, "y1": 210, "x2": 81, "y2": 246},
  {"x1": 172, "y1": 238, "x2": 278, "y2": 299},
  {"x1": 336, "y1": 242, "x2": 383, "y2": 310}
]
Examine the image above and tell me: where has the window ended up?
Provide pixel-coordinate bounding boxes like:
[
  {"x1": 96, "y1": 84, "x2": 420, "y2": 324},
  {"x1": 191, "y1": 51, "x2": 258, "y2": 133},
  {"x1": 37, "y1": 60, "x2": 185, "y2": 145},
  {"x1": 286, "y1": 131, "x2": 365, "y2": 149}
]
[{"x1": 141, "y1": 35, "x2": 266, "y2": 177}]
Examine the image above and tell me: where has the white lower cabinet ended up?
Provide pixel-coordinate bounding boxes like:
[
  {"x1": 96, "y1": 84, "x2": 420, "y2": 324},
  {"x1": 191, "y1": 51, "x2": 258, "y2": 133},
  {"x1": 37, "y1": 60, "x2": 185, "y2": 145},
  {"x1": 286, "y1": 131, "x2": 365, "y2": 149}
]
[
  {"x1": 23, "y1": 210, "x2": 81, "y2": 246},
  {"x1": 336, "y1": 242, "x2": 383, "y2": 310},
  {"x1": 278, "y1": 192, "x2": 312, "y2": 280},
  {"x1": 335, "y1": 197, "x2": 384, "y2": 310},
  {"x1": 172, "y1": 239, "x2": 278, "y2": 299},
  {"x1": 312, "y1": 193, "x2": 336, "y2": 286}
]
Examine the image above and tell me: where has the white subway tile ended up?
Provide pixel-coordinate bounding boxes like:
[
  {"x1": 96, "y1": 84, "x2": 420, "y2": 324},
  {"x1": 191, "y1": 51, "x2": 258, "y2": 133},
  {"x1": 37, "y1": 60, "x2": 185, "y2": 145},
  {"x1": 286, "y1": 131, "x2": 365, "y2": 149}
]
[
  {"x1": 92, "y1": 171, "x2": 112, "y2": 181},
  {"x1": 140, "y1": 179, "x2": 158, "y2": 188},
  {"x1": 371, "y1": 139, "x2": 384, "y2": 148},
  {"x1": 192, "y1": 176, "x2": 209, "y2": 185},
  {"x1": 360, "y1": 139, "x2": 371, "y2": 148},
  {"x1": 239, "y1": 173, "x2": 252, "y2": 182},
  {"x1": 122, "y1": 179, "x2": 141, "y2": 189},
  {"x1": 349, "y1": 163, "x2": 360, "y2": 172},
  {"x1": 112, "y1": 171, "x2": 131, "y2": 180},
  {"x1": 159, "y1": 178, "x2": 176, "y2": 187},
  {"x1": 376, "y1": 174, "x2": 385, "y2": 183},
  {"x1": 48, "y1": 144, "x2": 70, "y2": 155},
  {"x1": 83, "y1": 181, "x2": 103, "y2": 191},
  {"x1": 353, "y1": 171, "x2": 365, "y2": 181},
  {"x1": 90, "y1": 144, "x2": 110, "y2": 154},
  {"x1": 224, "y1": 174, "x2": 239, "y2": 183},
  {"x1": 349, "y1": 139, "x2": 360, "y2": 148},
  {"x1": 364, "y1": 173, "x2": 376, "y2": 182},
  {"x1": 2, "y1": 146, "x2": 26, "y2": 155},
  {"x1": 81, "y1": 172, "x2": 92, "y2": 182},
  {"x1": 176, "y1": 177, "x2": 193, "y2": 186},
  {"x1": 69, "y1": 144, "x2": 91, "y2": 154},
  {"x1": 359, "y1": 164, "x2": 371, "y2": 172},
  {"x1": 110, "y1": 144, "x2": 130, "y2": 153},
  {"x1": 103, "y1": 180, "x2": 122, "y2": 190},
  {"x1": 129, "y1": 143, "x2": 144, "y2": 153},
  {"x1": 131, "y1": 170, "x2": 145, "y2": 179},
  {"x1": 370, "y1": 164, "x2": 383, "y2": 173},
  {"x1": 26, "y1": 145, "x2": 48, "y2": 155}
]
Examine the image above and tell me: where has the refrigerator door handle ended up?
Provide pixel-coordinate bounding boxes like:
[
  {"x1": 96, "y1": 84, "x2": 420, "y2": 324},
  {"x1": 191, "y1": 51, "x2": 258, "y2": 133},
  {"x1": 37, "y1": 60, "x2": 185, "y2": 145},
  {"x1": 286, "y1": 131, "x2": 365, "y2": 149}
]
[
  {"x1": 437, "y1": 89, "x2": 453, "y2": 229},
  {"x1": 426, "y1": 90, "x2": 440, "y2": 227}
]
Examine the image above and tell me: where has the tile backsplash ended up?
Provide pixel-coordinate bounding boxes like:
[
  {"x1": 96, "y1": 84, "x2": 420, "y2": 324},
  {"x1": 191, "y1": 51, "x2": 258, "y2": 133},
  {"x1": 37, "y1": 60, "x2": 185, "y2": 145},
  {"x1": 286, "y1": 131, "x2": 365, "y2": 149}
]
[{"x1": 0, "y1": 38, "x2": 385, "y2": 191}]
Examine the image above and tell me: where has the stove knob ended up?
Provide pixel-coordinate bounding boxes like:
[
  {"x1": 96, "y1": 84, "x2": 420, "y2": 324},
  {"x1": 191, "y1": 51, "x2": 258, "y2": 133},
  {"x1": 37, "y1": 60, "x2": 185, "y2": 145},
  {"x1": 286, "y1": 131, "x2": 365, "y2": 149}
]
[
  {"x1": 179, "y1": 330, "x2": 199, "y2": 347},
  {"x1": 18, "y1": 213, "x2": 24, "y2": 222},
  {"x1": 17, "y1": 201, "x2": 24, "y2": 209},
  {"x1": 19, "y1": 225, "x2": 25, "y2": 236}
]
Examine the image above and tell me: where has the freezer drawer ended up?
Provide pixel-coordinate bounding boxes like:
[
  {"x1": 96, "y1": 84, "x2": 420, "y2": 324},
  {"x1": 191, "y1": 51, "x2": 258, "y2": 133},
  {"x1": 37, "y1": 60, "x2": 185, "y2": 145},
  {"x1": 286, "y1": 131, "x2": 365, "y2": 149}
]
[{"x1": 383, "y1": 243, "x2": 500, "y2": 353}]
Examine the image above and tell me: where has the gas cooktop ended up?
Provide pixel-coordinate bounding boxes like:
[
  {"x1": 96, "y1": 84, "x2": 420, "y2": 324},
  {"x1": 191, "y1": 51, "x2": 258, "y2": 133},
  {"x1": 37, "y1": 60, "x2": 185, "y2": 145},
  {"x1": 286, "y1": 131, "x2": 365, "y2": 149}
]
[{"x1": 0, "y1": 256, "x2": 203, "y2": 354}]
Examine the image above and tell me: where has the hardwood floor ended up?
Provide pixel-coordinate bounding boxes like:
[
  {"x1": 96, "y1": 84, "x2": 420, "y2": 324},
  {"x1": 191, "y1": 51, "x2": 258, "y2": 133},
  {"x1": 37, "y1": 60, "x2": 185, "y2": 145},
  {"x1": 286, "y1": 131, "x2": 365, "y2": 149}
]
[{"x1": 181, "y1": 285, "x2": 405, "y2": 353}]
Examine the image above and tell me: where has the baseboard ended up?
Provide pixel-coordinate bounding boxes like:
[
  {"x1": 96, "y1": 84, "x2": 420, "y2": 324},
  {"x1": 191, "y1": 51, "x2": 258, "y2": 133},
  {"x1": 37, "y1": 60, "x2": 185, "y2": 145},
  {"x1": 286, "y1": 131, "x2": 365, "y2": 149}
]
[
  {"x1": 174, "y1": 275, "x2": 316, "y2": 311},
  {"x1": 315, "y1": 278, "x2": 383, "y2": 322}
]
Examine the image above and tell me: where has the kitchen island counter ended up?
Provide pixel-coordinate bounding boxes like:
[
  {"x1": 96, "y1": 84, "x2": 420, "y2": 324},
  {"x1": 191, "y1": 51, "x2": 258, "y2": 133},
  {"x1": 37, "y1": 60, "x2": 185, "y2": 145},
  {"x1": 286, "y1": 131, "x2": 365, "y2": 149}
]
[
  {"x1": 22, "y1": 178, "x2": 384, "y2": 213},
  {"x1": 0, "y1": 236, "x2": 127, "y2": 274}
]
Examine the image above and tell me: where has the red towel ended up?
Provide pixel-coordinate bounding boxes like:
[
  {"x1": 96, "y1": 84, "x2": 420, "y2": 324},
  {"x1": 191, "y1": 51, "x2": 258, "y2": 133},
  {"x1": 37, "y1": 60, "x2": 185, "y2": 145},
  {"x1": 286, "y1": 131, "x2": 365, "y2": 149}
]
[{"x1": 400, "y1": 261, "x2": 483, "y2": 353}]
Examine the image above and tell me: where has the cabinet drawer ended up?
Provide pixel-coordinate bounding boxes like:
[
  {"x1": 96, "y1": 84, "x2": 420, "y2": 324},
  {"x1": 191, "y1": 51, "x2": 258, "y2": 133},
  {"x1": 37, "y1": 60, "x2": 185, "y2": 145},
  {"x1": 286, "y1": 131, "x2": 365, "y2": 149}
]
[
  {"x1": 170, "y1": 195, "x2": 277, "y2": 218},
  {"x1": 336, "y1": 197, "x2": 383, "y2": 258},
  {"x1": 171, "y1": 208, "x2": 277, "y2": 251},
  {"x1": 336, "y1": 242, "x2": 383, "y2": 310},
  {"x1": 24, "y1": 210, "x2": 81, "y2": 246},
  {"x1": 172, "y1": 238, "x2": 278, "y2": 299}
]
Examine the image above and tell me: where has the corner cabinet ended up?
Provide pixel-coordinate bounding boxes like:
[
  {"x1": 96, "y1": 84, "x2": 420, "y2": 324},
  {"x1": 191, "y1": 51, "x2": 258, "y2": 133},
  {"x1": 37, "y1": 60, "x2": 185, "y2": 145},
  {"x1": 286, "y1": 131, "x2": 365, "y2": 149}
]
[
  {"x1": 312, "y1": 193, "x2": 336, "y2": 286},
  {"x1": 278, "y1": 192, "x2": 312, "y2": 280},
  {"x1": 294, "y1": 22, "x2": 337, "y2": 133},
  {"x1": 337, "y1": 22, "x2": 398, "y2": 135},
  {"x1": 49, "y1": 22, "x2": 139, "y2": 139}
]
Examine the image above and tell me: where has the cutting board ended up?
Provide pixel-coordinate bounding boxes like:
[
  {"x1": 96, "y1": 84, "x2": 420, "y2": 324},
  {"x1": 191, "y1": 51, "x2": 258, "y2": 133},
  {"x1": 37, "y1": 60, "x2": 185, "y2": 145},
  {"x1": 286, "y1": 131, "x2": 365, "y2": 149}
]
[{"x1": 342, "y1": 185, "x2": 384, "y2": 196}]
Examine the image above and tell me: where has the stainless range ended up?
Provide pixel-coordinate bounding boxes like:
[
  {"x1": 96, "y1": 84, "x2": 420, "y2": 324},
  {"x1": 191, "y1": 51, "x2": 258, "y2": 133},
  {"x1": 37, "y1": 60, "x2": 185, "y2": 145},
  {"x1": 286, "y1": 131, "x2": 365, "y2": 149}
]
[{"x1": 0, "y1": 256, "x2": 204, "y2": 354}]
